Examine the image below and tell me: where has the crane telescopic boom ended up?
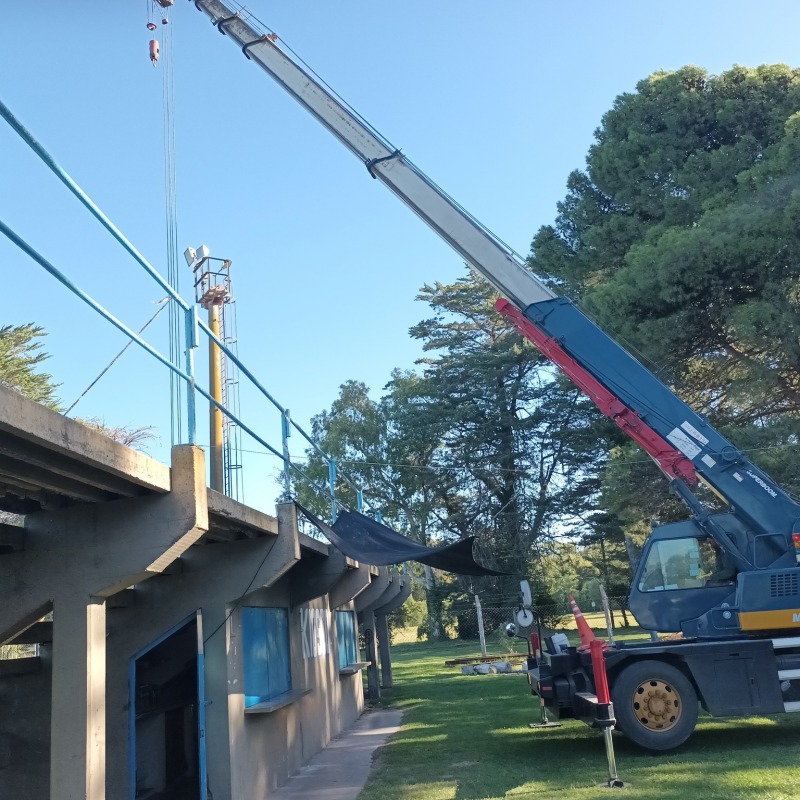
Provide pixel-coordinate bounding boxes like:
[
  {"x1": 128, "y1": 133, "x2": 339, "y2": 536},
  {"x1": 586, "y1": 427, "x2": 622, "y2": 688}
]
[{"x1": 192, "y1": 0, "x2": 800, "y2": 633}]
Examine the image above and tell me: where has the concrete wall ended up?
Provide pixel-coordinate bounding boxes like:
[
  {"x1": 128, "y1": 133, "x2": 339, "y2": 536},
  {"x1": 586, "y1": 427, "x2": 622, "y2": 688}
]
[
  {"x1": 0, "y1": 542, "x2": 372, "y2": 800},
  {"x1": 0, "y1": 421, "x2": 397, "y2": 799},
  {"x1": 227, "y1": 585, "x2": 365, "y2": 799},
  {"x1": 0, "y1": 649, "x2": 51, "y2": 800}
]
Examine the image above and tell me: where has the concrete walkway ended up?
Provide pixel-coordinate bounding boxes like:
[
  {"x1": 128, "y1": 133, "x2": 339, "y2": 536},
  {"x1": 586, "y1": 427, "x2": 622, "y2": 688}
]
[{"x1": 269, "y1": 709, "x2": 404, "y2": 800}]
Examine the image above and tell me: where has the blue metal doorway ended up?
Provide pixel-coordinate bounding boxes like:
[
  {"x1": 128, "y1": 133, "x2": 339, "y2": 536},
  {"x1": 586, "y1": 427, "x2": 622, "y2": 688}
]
[{"x1": 128, "y1": 611, "x2": 207, "y2": 800}]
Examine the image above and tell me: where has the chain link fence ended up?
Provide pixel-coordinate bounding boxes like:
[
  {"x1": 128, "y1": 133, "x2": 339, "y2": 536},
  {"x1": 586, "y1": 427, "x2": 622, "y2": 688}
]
[{"x1": 449, "y1": 595, "x2": 633, "y2": 645}]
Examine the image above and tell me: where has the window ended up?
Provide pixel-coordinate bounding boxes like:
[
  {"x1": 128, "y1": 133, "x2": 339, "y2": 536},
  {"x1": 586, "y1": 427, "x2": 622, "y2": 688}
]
[
  {"x1": 638, "y1": 536, "x2": 729, "y2": 592},
  {"x1": 335, "y1": 610, "x2": 358, "y2": 670},
  {"x1": 241, "y1": 607, "x2": 291, "y2": 707}
]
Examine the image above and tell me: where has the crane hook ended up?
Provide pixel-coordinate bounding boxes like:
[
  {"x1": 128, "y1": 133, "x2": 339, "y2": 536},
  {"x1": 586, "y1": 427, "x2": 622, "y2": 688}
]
[{"x1": 149, "y1": 39, "x2": 160, "y2": 67}]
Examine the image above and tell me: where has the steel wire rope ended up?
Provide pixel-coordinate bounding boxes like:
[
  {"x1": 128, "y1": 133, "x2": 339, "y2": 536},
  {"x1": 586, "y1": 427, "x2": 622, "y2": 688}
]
[
  {"x1": 159, "y1": 3, "x2": 183, "y2": 445},
  {"x1": 65, "y1": 299, "x2": 169, "y2": 415}
]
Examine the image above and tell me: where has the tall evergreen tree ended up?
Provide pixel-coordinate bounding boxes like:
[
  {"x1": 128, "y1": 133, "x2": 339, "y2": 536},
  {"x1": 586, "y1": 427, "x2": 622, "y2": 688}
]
[
  {"x1": 405, "y1": 272, "x2": 612, "y2": 589},
  {"x1": 301, "y1": 270, "x2": 612, "y2": 632},
  {"x1": 529, "y1": 64, "x2": 800, "y2": 541},
  {"x1": 0, "y1": 324, "x2": 60, "y2": 409}
]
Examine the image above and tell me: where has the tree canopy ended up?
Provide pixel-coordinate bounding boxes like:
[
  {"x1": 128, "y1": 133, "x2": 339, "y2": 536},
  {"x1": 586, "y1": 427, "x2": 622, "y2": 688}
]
[
  {"x1": 299, "y1": 271, "x2": 612, "y2": 636},
  {"x1": 0, "y1": 324, "x2": 60, "y2": 409},
  {"x1": 531, "y1": 64, "x2": 800, "y2": 424},
  {"x1": 530, "y1": 63, "x2": 800, "y2": 541}
]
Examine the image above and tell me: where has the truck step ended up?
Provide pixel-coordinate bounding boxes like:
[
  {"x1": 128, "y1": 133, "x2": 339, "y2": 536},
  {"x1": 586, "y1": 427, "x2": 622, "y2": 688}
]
[
  {"x1": 778, "y1": 669, "x2": 800, "y2": 680},
  {"x1": 772, "y1": 637, "x2": 800, "y2": 649},
  {"x1": 784, "y1": 701, "x2": 800, "y2": 712}
]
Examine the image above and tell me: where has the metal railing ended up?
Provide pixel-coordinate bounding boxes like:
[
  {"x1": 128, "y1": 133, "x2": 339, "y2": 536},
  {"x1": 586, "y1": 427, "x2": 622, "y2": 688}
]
[{"x1": 0, "y1": 98, "x2": 379, "y2": 524}]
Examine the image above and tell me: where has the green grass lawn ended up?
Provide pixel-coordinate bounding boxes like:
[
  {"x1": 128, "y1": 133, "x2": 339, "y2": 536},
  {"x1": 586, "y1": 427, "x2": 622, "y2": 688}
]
[{"x1": 360, "y1": 636, "x2": 800, "y2": 800}]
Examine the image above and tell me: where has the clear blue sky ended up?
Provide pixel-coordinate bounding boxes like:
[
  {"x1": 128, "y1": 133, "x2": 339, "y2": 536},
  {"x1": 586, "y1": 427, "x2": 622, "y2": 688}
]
[{"x1": 1, "y1": 1, "x2": 799, "y2": 512}]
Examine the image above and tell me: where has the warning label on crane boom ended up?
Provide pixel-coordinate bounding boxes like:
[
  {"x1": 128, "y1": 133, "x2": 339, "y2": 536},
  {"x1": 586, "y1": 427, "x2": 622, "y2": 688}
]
[{"x1": 667, "y1": 427, "x2": 702, "y2": 459}]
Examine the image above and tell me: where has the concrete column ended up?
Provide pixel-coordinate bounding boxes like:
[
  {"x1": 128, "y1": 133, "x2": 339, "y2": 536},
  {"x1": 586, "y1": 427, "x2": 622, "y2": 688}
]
[
  {"x1": 372, "y1": 575, "x2": 411, "y2": 691},
  {"x1": 362, "y1": 611, "x2": 380, "y2": 701},
  {"x1": 50, "y1": 594, "x2": 106, "y2": 800},
  {"x1": 376, "y1": 613, "x2": 393, "y2": 689}
]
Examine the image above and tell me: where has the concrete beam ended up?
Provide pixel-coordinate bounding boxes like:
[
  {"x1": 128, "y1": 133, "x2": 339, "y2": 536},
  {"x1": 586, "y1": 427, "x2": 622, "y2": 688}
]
[
  {"x1": 0, "y1": 453, "x2": 116, "y2": 503},
  {"x1": 0, "y1": 437, "x2": 157, "y2": 497},
  {"x1": 289, "y1": 549, "x2": 350, "y2": 608},
  {"x1": 0, "y1": 384, "x2": 170, "y2": 494},
  {"x1": 0, "y1": 602, "x2": 52, "y2": 647},
  {"x1": 0, "y1": 444, "x2": 207, "y2": 644},
  {"x1": 8, "y1": 621, "x2": 52, "y2": 645},
  {"x1": 355, "y1": 568, "x2": 392, "y2": 616},
  {"x1": 328, "y1": 564, "x2": 371, "y2": 610},
  {"x1": 209, "y1": 489, "x2": 280, "y2": 539},
  {"x1": 106, "y1": 589, "x2": 136, "y2": 609},
  {"x1": 0, "y1": 656, "x2": 41, "y2": 678},
  {"x1": 271, "y1": 502, "x2": 302, "y2": 585},
  {"x1": 374, "y1": 575, "x2": 412, "y2": 617}
]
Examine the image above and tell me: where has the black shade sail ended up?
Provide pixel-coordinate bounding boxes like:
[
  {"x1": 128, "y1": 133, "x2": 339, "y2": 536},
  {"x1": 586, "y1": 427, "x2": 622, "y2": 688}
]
[{"x1": 296, "y1": 503, "x2": 508, "y2": 576}]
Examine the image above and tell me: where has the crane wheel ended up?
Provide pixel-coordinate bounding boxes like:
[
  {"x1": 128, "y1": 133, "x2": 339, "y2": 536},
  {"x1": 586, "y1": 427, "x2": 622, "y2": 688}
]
[{"x1": 611, "y1": 660, "x2": 698, "y2": 751}]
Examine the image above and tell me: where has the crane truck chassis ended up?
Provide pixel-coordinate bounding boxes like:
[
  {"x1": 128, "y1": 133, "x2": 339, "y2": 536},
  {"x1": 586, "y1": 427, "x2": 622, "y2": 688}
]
[
  {"x1": 529, "y1": 629, "x2": 800, "y2": 750},
  {"x1": 191, "y1": 0, "x2": 800, "y2": 751}
]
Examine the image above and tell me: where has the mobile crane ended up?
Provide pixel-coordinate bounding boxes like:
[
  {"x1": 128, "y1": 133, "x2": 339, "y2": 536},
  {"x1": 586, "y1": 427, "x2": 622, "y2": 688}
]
[{"x1": 191, "y1": 0, "x2": 800, "y2": 751}]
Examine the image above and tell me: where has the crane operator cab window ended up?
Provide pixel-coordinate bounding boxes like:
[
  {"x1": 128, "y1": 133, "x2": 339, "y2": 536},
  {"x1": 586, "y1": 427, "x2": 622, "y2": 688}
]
[{"x1": 638, "y1": 536, "x2": 735, "y2": 592}]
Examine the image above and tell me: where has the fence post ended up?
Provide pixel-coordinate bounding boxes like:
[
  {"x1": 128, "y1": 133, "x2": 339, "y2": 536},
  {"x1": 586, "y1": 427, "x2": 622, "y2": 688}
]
[
  {"x1": 184, "y1": 306, "x2": 199, "y2": 445},
  {"x1": 598, "y1": 583, "x2": 615, "y2": 646},
  {"x1": 281, "y1": 408, "x2": 292, "y2": 499},
  {"x1": 474, "y1": 594, "x2": 487, "y2": 657},
  {"x1": 328, "y1": 459, "x2": 337, "y2": 522}
]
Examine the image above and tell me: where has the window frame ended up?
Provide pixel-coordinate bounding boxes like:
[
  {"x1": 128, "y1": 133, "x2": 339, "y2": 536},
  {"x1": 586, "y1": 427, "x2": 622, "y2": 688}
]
[{"x1": 241, "y1": 606, "x2": 292, "y2": 708}]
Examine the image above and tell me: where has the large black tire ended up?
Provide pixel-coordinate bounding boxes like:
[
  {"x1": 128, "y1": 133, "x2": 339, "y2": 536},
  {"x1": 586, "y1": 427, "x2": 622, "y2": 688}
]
[{"x1": 611, "y1": 659, "x2": 699, "y2": 752}]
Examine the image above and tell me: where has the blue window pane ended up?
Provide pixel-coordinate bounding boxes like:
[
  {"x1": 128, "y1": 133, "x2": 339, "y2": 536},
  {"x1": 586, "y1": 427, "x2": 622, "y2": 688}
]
[
  {"x1": 335, "y1": 611, "x2": 358, "y2": 669},
  {"x1": 242, "y1": 607, "x2": 291, "y2": 707}
]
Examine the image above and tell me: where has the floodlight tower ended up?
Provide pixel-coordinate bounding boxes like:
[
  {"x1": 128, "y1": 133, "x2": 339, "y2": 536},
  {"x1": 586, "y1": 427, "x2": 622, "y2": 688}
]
[{"x1": 185, "y1": 245, "x2": 240, "y2": 494}]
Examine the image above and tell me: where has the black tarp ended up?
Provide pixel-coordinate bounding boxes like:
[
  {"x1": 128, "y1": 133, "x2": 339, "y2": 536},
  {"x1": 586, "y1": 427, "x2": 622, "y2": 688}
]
[{"x1": 296, "y1": 503, "x2": 508, "y2": 576}]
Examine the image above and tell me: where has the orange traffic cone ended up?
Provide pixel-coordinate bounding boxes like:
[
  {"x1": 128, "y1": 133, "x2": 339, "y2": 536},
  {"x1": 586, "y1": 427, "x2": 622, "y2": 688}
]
[{"x1": 569, "y1": 595, "x2": 605, "y2": 652}]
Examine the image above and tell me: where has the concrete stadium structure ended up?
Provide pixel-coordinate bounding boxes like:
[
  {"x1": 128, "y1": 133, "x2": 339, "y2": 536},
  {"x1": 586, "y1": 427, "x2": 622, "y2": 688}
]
[{"x1": 0, "y1": 384, "x2": 410, "y2": 800}]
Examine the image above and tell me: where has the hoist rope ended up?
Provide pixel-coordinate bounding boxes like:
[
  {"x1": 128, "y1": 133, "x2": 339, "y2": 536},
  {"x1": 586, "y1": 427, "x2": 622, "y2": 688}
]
[{"x1": 158, "y1": 2, "x2": 183, "y2": 445}]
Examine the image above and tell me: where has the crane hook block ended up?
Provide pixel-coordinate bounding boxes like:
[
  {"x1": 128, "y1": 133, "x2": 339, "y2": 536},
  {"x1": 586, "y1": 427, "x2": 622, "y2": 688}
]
[{"x1": 149, "y1": 39, "x2": 160, "y2": 66}]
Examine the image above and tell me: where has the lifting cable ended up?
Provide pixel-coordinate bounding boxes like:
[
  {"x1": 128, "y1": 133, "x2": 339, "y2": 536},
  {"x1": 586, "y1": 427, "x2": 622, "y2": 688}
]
[{"x1": 153, "y1": 1, "x2": 183, "y2": 445}]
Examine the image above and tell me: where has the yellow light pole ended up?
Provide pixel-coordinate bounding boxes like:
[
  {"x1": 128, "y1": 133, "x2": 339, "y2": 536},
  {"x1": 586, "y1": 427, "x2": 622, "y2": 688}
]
[
  {"x1": 188, "y1": 247, "x2": 232, "y2": 494},
  {"x1": 207, "y1": 300, "x2": 224, "y2": 492}
]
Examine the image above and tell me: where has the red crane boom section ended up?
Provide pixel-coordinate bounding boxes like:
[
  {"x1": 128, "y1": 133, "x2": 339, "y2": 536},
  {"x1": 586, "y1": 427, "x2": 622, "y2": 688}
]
[{"x1": 496, "y1": 299, "x2": 697, "y2": 484}]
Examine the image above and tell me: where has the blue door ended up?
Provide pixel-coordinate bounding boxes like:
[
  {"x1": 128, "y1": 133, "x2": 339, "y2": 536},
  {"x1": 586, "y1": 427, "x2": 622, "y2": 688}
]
[{"x1": 129, "y1": 611, "x2": 207, "y2": 799}]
